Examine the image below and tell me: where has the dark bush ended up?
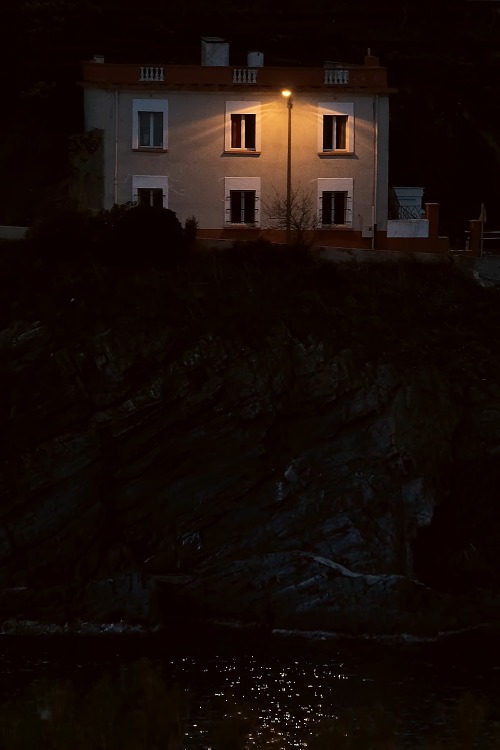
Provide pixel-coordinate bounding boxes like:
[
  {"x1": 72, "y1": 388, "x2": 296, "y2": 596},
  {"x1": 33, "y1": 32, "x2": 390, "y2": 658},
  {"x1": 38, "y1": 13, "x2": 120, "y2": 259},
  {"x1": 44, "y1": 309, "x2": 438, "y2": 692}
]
[
  {"x1": 112, "y1": 205, "x2": 185, "y2": 267},
  {"x1": 184, "y1": 215, "x2": 198, "y2": 248},
  {"x1": 23, "y1": 204, "x2": 189, "y2": 268}
]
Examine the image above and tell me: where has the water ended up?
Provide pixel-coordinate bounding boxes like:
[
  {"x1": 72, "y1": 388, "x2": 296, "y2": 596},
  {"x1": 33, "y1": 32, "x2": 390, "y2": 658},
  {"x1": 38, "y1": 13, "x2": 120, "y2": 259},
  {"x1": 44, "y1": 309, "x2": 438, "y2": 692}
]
[{"x1": 0, "y1": 625, "x2": 499, "y2": 747}]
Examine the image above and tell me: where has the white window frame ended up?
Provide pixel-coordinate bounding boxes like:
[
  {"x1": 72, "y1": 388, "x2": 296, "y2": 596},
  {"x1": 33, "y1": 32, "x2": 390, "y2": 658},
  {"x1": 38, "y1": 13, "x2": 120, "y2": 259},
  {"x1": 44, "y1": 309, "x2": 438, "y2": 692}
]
[
  {"x1": 132, "y1": 99, "x2": 168, "y2": 150},
  {"x1": 318, "y1": 102, "x2": 354, "y2": 153},
  {"x1": 224, "y1": 177, "x2": 261, "y2": 226},
  {"x1": 317, "y1": 178, "x2": 353, "y2": 227},
  {"x1": 225, "y1": 101, "x2": 261, "y2": 153},
  {"x1": 132, "y1": 175, "x2": 168, "y2": 208}
]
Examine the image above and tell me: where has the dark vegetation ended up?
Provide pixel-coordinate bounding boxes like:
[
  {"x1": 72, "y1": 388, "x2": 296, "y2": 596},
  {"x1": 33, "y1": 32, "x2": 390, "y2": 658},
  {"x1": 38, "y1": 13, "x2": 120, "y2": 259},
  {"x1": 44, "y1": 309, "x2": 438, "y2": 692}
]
[
  {"x1": 24, "y1": 204, "x2": 187, "y2": 266},
  {"x1": 3, "y1": 210, "x2": 500, "y2": 386},
  {"x1": 5, "y1": 211, "x2": 500, "y2": 597},
  {"x1": 1, "y1": 1, "x2": 499, "y2": 241}
]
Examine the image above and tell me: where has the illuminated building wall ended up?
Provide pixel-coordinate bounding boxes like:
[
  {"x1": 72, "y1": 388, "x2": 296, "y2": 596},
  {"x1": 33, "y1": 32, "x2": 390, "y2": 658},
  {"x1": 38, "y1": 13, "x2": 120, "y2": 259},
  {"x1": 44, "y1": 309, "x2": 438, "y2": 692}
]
[{"x1": 81, "y1": 48, "x2": 394, "y2": 247}]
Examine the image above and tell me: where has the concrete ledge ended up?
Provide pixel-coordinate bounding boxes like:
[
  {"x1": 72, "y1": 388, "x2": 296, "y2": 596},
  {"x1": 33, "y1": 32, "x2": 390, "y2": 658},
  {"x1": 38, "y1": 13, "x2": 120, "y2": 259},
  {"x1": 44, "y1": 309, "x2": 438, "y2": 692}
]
[
  {"x1": 316, "y1": 246, "x2": 449, "y2": 264},
  {"x1": 387, "y1": 219, "x2": 429, "y2": 238},
  {"x1": 196, "y1": 239, "x2": 451, "y2": 264},
  {"x1": 0, "y1": 226, "x2": 28, "y2": 240}
]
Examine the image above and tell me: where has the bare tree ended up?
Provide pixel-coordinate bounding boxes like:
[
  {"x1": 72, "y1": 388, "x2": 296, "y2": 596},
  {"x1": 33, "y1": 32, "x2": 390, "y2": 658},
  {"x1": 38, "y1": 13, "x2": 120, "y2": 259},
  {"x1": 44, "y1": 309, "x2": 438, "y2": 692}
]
[{"x1": 263, "y1": 184, "x2": 317, "y2": 247}]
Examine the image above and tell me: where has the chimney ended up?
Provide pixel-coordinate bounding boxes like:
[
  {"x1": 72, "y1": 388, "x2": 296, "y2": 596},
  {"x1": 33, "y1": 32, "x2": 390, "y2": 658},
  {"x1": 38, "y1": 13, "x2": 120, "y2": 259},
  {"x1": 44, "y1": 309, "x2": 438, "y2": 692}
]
[
  {"x1": 364, "y1": 49, "x2": 379, "y2": 66},
  {"x1": 201, "y1": 37, "x2": 229, "y2": 66},
  {"x1": 247, "y1": 51, "x2": 264, "y2": 67}
]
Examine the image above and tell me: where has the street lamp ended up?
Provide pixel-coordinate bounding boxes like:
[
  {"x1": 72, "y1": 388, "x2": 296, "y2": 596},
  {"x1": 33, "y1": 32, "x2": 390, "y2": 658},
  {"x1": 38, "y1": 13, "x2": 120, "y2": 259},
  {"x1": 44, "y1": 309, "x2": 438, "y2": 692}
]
[{"x1": 281, "y1": 89, "x2": 293, "y2": 244}]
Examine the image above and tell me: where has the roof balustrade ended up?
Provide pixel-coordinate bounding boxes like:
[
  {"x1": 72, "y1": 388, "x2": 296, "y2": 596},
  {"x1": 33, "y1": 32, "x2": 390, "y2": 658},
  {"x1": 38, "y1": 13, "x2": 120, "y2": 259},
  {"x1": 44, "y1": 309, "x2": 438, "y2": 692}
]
[
  {"x1": 139, "y1": 66, "x2": 165, "y2": 82},
  {"x1": 324, "y1": 69, "x2": 349, "y2": 85},
  {"x1": 232, "y1": 68, "x2": 258, "y2": 84}
]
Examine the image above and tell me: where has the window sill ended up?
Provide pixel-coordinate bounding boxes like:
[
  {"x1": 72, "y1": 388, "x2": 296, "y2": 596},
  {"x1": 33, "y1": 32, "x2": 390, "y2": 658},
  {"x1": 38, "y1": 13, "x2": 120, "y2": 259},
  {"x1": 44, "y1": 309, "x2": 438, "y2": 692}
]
[
  {"x1": 223, "y1": 150, "x2": 261, "y2": 157},
  {"x1": 226, "y1": 223, "x2": 260, "y2": 228},
  {"x1": 132, "y1": 147, "x2": 168, "y2": 153},
  {"x1": 318, "y1": 151, "x2": 355, "y2": 158}
]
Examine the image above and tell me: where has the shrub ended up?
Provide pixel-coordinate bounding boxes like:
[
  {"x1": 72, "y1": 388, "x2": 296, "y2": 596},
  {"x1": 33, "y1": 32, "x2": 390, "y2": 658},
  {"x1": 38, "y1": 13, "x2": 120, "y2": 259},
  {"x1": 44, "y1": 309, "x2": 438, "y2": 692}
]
[
  {"x1": 263, "y1": 184, "x2": 317, "y2": 248},
  {"x1": 112, "y1": 205, "x2": 185, "y2": 267},
  {"x1": 26, "y1": 204, "x2": 188, "y2": 268},
  {"x1": 184, "y1": 215, "x2": 199, "y2": 247}
]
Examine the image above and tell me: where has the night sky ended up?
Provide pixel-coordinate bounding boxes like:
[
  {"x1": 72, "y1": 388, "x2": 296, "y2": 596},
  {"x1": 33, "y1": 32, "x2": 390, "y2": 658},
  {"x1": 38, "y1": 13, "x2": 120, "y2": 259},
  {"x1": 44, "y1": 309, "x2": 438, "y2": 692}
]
[{"x1": 1, "y1": 0, "x2": 499, "y2": 238}]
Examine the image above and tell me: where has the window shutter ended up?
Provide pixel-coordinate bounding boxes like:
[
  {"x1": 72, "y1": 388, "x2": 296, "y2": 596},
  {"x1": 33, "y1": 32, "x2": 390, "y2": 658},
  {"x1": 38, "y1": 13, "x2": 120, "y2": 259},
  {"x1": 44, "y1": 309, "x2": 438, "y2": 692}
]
[
  {"x1": 244, "y1": 115, "x2": 256, "y2": 150},
  {"x1": 244, "y1": 190, "x2": 256, "y2": 223},
  {"x1": 323, "y1": 115, "x2": 334, "y2": 151},
  {"x1": 322, "y1": 192, "x2": 332, "y2": 225},
  {"x1": 231, "y1": 114, "x2": 242, "y2": 148}
]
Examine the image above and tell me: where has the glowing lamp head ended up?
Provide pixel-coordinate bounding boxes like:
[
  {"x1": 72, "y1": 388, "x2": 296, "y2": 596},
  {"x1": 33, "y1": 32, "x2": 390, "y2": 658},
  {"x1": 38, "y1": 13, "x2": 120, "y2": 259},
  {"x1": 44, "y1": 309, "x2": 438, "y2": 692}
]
[{"x1": 281, "y1": 89, "x2": 292, "y2": 98}]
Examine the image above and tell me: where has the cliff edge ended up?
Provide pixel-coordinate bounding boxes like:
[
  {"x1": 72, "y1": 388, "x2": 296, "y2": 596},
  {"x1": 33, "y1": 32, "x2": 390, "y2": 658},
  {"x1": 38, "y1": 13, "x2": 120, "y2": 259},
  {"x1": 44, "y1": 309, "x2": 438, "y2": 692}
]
[{"x1": 2, "y1": 244, "x2": 500, "y2": 635}]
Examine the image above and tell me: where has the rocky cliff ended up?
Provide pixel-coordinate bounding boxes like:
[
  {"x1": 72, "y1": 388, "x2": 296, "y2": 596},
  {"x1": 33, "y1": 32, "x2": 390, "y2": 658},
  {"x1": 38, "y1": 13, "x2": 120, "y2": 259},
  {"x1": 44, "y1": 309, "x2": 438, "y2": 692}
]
[{"x1": 2, "y1": 247, "x2": 500, "y2": 636}]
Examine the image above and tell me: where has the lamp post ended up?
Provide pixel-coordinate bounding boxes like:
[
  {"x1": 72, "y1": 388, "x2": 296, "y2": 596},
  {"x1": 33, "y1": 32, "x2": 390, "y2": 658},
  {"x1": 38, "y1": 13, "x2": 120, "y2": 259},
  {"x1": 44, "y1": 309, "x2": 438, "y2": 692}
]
[{"x1": 281, "y1": 89, "x2": 293, "y2": 244}]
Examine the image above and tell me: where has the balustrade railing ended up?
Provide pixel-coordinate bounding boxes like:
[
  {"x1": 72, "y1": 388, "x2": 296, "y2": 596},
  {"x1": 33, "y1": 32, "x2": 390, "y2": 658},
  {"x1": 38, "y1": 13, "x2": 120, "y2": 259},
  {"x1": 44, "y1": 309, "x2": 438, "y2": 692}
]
[
  {"x1": 139, "y1": 66, "x2": 165, "y2": 82},
  {"x1": 324, "y1": 69, "x2": 349, "y2": 85},
  {"x1": 232, "y1": 68, "x2": 258, "y2": 84},
  {"x1": 82, "y1": 60, "x2": 390, "y2": 91}
]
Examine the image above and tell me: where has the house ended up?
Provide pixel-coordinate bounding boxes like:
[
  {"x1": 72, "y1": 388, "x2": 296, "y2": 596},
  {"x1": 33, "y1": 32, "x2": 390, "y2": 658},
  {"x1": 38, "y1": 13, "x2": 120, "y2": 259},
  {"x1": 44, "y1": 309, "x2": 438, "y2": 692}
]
[{"x1": 78, "y1": 37, "x2": 430, "y2": 250}]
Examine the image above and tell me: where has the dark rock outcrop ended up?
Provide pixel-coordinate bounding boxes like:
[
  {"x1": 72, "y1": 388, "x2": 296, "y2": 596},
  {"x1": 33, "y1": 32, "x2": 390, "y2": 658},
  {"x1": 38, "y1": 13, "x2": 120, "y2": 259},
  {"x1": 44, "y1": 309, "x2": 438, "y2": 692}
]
[{"x1": 2, "y1": 262, "x2": 500, "y2": 636}]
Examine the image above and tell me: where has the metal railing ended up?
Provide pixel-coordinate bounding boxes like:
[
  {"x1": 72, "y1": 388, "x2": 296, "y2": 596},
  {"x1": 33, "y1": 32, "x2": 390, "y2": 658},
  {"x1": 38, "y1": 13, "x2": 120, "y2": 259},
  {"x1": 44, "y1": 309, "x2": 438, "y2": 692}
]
[
  {"x1": 388, "y1": 189, "x2": 423, "y2": 220},
  {"x1": 139, "y1": 66, "x2": 165, "y2": 82},
  {"x1": 464, "y1": 229, "x2": 500, "y2": 253},
  {"x1": 397, "y1": 205, "x2": 422, "y2": 220}
]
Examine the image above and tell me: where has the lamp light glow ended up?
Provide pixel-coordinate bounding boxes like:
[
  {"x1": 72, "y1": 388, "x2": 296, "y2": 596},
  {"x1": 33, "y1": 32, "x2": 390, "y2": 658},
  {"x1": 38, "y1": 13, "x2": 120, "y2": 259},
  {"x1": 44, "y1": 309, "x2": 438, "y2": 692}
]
[{"x1": 281, "y1": 88, "x2": 292, "y2": 98}]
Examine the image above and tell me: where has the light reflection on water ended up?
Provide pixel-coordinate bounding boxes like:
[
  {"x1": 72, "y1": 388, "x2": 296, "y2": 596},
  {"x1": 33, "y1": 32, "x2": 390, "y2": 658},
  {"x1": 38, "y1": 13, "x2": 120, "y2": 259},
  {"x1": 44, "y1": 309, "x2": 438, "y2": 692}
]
[
  {"x1": 0, "y1": 627, "x2": 498, "y2": 747},
  {"x1": 175, "y1": 654, "x2": 357, "y2": 747}
]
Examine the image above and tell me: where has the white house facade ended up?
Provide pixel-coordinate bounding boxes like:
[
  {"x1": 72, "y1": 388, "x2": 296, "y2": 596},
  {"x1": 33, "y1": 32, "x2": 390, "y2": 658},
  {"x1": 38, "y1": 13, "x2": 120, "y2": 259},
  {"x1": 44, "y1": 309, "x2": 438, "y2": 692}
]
[{"x1": 80, "y1": 38, "x2": 397, "y2": 248}]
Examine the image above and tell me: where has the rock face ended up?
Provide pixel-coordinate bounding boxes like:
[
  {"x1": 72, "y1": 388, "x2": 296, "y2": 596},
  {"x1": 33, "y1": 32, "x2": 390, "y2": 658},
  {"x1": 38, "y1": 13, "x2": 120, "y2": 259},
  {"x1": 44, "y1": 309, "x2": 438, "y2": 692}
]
[{"x1": 2, "y1": 275, "x2": 500, "y2": 636}]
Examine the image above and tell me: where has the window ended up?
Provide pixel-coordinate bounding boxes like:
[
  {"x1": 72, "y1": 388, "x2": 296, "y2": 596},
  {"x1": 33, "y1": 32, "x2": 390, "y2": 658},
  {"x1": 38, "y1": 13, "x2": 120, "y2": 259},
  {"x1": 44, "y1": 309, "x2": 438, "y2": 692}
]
[
  {"x1": 225, "y1": 102, "x2": 261, "y2": 152},
  {"x1": 137, "y1": 187, "x2": 164, "y2": 208},
  {"x1": 317, "y1": 178, "x2": 353, "y2": 226},
  {"x1": 224, "y1": 177, "x2": 261, "y2": 225},
  {"x1": 132, "y1": 99, "x2": 168, "y2": 150},
  {"x1": 230, "y1": 190, "x2": 256, "y2": 223},
  {"x1": 323, "y1": 114, "x2": 348, "y2": 150},
  {"x1": 132, "y1": 175, "x2": 168, "y2": 208},
  {"x1": 138, "y1": 111, "x2": 163, "y2": 148},
  {"x1": 321, "y1": 191, "x2": 348, "y2": 225},
  {"x1": 318, "y1": 102, "x2": 354, "y2": 153},
  {"x1": 231, "y1": 114, "x2": 256, "y2": 149}
]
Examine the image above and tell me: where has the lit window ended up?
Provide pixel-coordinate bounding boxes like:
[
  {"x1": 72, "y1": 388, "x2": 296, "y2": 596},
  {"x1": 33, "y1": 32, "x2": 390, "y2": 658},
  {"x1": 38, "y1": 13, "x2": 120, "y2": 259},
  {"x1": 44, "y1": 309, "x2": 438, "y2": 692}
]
[
  {"x1": 132, "y1": 175, "x2": 168, "y2": 208},
  {"x1": 318, "y1": 178, "x2": 353, "y2": 226},
  {"x1": 231, "y1": 114, "x2": 256, "y2": 149},
  {"x1": 318, "y1": 102, "x2": 354, "y2": 153},
  {"x1": 132, "y1": 99, "x2": 168, "y2": 150},
  {"x1": 323, "y1": 114, "x2": 348, "y2": 150},
  {"x1": 224, "y1": 177, "x2": 260, "y2": 225},
  {"x1": 225, "y1": 102, "x2": 261, "y2": 152}
]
